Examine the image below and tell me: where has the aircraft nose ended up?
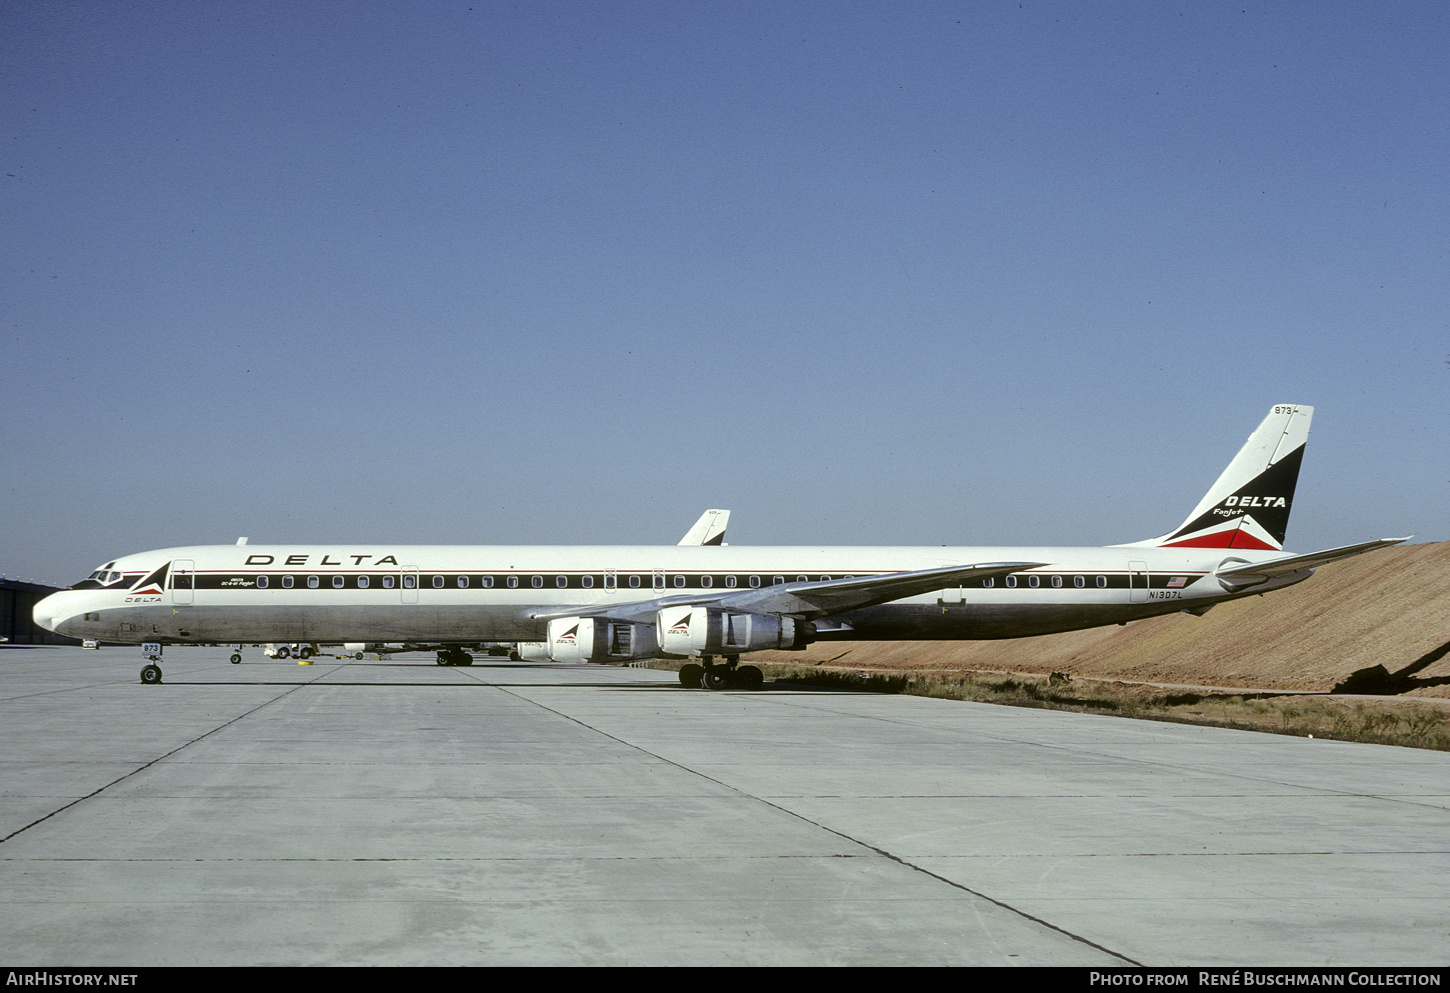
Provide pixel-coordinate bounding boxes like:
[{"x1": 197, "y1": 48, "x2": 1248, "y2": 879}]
[{"x1": 33, "y1": 591, "x2": 78, "y2": 635}]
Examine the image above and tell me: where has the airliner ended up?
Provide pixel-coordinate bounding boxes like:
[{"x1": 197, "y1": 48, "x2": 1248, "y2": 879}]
[{"x1": 34, "y1": 405, "x2": 1404, "y2": 689}]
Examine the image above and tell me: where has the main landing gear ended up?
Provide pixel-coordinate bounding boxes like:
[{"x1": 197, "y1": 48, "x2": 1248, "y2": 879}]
[
  {"x1": 436, "y1": 648, "x2": 475, "y2": 667},
  {"x1": 677, "y1": 657, "x2": 764, "y2": 691}
]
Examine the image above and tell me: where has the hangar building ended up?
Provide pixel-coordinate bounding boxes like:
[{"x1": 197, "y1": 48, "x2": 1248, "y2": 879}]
[{"x1": 1, "y1": 578, "x2": 78, "y2": 645}]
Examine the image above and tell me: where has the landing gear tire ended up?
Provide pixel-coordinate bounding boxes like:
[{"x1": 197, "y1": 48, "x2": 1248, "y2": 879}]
[
  {"x1": 702, "y1": 668, "x2": 733, "y2": 691},
  {"x1": 140, "y1": 664, "x2": 162, "y2": 685},
  {"x1": 229, "y1": 653, "x2": 242, "y2": 665},
  {"x1": 736, "y1": 665, "x2": 764, "y2": 691},
  {"x1": 678, "y1": 663, "x2": 704, "y2": 688}
]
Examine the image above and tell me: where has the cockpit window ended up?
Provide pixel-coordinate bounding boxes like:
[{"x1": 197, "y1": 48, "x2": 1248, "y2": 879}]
[{"x1": 74, "y1": 567, "x2": 136, "y2": 590}]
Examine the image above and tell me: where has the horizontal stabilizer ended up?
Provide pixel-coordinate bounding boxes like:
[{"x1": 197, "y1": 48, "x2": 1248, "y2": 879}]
[
  {"x1": 712, "y1": 562, "x2": 1048, "y2": 620},
  {"x1": 1214, "y1": 537, "x2": 1409, "y2": 590}
]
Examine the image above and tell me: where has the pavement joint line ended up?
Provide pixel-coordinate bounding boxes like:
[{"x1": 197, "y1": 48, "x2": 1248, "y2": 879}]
[
  {"x1": 1, "y1": 854, "x2": 880, "y2": 863},
  {"x1": 6, "y1": 848, "x2": 1444, "y2": 860},
  {"x1": 473, "y1": 675, "x2": 1145, "y2": 967},
  {"x1": 0, "y1": 666, "x2": 339, "y2": 847}
]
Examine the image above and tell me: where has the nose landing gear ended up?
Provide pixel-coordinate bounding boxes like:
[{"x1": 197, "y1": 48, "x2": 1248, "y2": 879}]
[{"x1": 138, "y1": 642, "x2": 163, "y2": 684}]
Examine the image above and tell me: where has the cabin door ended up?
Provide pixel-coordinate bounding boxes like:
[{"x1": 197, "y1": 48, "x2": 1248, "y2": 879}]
[
  {"x1": 1128, "y1": 561, "x2": 1149, "y2": 602},
  {"x1": 171, "y1": 559, "x2": 195, "y2": 605}
]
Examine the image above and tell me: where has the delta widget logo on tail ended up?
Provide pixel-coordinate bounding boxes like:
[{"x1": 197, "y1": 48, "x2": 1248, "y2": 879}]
[{"x1": 1158, "y1": 444, "x2": 1304, "y2": 551}]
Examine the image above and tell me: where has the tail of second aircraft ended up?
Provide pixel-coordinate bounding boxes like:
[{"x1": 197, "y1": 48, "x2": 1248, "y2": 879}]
[{"x1": 1125, "y1": 404, "x2": 1312, "y2": 551}]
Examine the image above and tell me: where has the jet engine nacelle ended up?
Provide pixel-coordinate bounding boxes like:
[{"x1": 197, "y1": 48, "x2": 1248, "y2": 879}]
[
  {"x1": 544, "y1": 617, "x2": 661, "y2": 663},
  {"x1": 516, "y1": 641, "x2": 550, "y2": 663},
  {"x1": 657, "y1": 606, "x2": 815, "y2": 657}
]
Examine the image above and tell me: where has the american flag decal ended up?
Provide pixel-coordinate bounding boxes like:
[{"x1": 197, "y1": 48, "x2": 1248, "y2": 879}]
[{"x1": 1167, "y1": 576, "x2": 1188, "y2": 588}]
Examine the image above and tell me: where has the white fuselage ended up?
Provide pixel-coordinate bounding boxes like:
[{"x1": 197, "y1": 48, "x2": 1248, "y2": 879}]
[{"x1": 35, "y1": 542, "x2": 1307, "y2": 649}]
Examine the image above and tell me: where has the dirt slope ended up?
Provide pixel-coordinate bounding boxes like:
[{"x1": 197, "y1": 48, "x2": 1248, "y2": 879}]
[{"x1": 747, "y1": 541, "x2": 1450, "y2": 696}]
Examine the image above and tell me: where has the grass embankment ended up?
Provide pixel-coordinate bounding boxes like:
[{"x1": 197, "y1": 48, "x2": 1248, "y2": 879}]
[{"x1": 665, "y1": 662, "x2": 1450, "y2": 750}]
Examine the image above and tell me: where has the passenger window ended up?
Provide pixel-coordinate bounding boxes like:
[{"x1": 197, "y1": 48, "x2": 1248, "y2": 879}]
[
  {"x1": 457, "y1": 576, "x2": 469, "y2": 588},
  {"x1": 382, "y1": 575, "x2": 394, "y2": 589},
  {"x1": 283, "y1": 575, "x2": 294, "y2": 589},
  {"x1": 725, "y1": 575, "x2": 737, "y2": 588},
  {"x1": 983, "y1": 577, "x2": 994, "y2": 588},
  {"x1": 582, "y1": 575, "x2": 594, "y2": 589},
  {"x1": 797, "y1": 575, "x2": 808, "y2": 583},
  {"x1": 701, "y1": 575, "x2": 713, "y2": 588},
  {"x1": 556, "y1": 576, "x2": 567, "y2": 588},
  {"x1": 482, "y1": 576, "x2": 493, "y2": 588},
  {"x1": 531, "y1": 576, "x2": 542, "y2": 589},
  {"x1": 432, "y1": 575, "x2": 444, "y2": 589},
  {"x1": 750, "y1": 576, "x2": 761, "y2": 588},
  {"x1": 333, "y1": 575, "x2": 344, "y2": 589},
  {"x1": 1005, "y1": 575, "x2": 1016, "y2": 588},
  {"x1": 257, "y1": 575, "x2": 269, "y2": 589},
  {"x1": 1096, "y1": 576, "x2": 1107, "y2": 588},
  {"x1": 308, "y1": 576, "x2": 319, "y2": 589},
  {"x1": 403, "y1": 574, "x2": 415, "y2": 589},
  {"x1": 358, "y1": 575, "x2": 369, "y2": 589},
  {"x1": 673, "y1": 575, "x2": 685, "y2": 588},
  {"x1": 1074, "y1": 576, "x2": 1085, "y2": 588},
  {"x1": 773, "y1": 576, "x2": 784, "y2": 585},
  {"x1": 628, "y1": 575, "x2": 641, "y2": 589},
  {"x1": 1052, "y1": 576, "x2": 1063, "y2": 588},
  {"x1": 507, "y1": 576, "x2": 519, "y2": 589},
  {"x1": 1028, "y1": 575, "x2": 1040, "y2": 588}
]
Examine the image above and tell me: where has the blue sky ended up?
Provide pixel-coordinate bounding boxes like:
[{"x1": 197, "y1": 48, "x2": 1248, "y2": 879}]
[{"x1": 2, "y1": 1, "x2": 1445, "y2": 586}]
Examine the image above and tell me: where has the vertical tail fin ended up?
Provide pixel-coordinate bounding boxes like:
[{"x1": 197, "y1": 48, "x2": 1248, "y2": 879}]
[
  {"x1": 1134, "y1": 405, "x2": 1312, "y2": 551},
  {"x1": 678, "y1": 509, "x2": 729, "y2": 546}
]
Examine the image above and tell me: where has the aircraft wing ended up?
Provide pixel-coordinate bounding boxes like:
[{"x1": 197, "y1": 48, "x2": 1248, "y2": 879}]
[
  {"x1": 1214, "y1": 537, "x2": 1409, "y2": 590},
  {"x1": 523, "y1": 561, "x2": 1047, "y2": 625},
  {"x1": 678, "y1": 509, "x2": 729, "y2": 546}
]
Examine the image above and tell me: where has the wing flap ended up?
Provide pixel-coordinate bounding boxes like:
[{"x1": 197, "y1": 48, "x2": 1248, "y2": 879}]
[
  {"x1": 523, "y1": 560, "x2": 1047, "y2": 625},
  {"x1": 711, "y1": 562, "x2": 1047, "y2": 619}
]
